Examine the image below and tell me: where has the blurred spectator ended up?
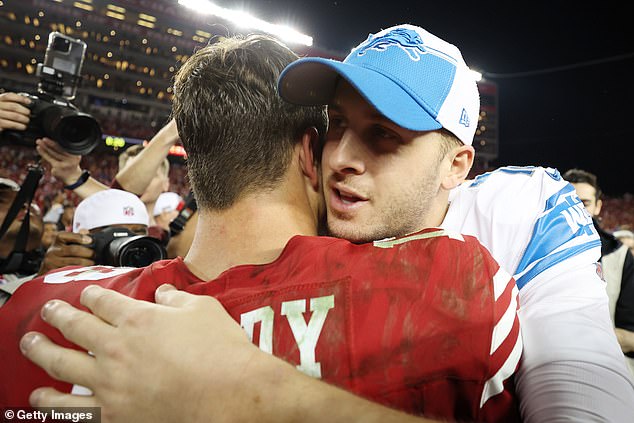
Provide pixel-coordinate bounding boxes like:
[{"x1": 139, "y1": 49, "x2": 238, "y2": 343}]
[
  {"x1": 42, "y1": 192, "x2": 65, "y2": 227},
  {"x1": 564, "y1": 169, "x2": 634, "y2": 375},
  {"x1": 59, "y1": 200, "x2": 76, "y2": 232},
  {"x1": 153, "y1": 191, "x2": 182, "y2": 231},
  {"x1": 71, "y1": 189, "x2": 148, "y2": 235},
  {"x1": 117, "y1": 143, "x2": 169, "y2": 225},
  {"x1": 166, "y1": 208, "x2": 197, "y2": 259},
  {"x1": 38, "y1": 189, "x2": 152, "y2": 276},
  {"x1": 0, "y1": 177, "x2": 44, "y2": 292},
  {"x1": 41, "y1": 192, "x2": 64, "y2": 250},
  {"x1": 614, "y1": 230, "x2": 634, "y2": 255},
  {"x1": 41, "y1": 221, "x2": 58, "y2": 251}
]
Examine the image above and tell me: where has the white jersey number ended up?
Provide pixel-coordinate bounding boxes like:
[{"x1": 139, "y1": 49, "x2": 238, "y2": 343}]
[{"x1": 240, "y1": 295, "x2": 335, "y2": 378}]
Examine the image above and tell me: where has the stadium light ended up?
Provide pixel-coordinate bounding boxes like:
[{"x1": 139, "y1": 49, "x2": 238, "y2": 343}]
[{"x1": 178, "y1": 0, "x2": 313, "y2": 47}]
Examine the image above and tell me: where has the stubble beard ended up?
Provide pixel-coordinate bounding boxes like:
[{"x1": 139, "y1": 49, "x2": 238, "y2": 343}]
[{"x1": 326, "y1": 170, "x2": 441, "y2": 244}]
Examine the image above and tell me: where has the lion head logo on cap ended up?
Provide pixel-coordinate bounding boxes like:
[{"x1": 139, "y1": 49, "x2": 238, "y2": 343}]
[{"x1": 356, "y1": 27, "x2": 456, "y2": 63}]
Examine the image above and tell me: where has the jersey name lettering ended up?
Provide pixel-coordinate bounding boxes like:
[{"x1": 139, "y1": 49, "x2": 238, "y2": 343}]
[
  {"x1": 240, "y1": 295, "x2": 335, "y2": 378},
  {"x1": 561, "y1": 197, "x2": 593, "y2": 235}
]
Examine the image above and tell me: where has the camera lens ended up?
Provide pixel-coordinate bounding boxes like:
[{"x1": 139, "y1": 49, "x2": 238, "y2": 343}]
[
  {"x1": 108, "y1": 236, "x2": 167, "y2": 267},
  {"x1": 41, "y1": 106, "x2": 101, "y2": 155},
  {"x1": 51, "y1": 37, "x2": 71, "y2": 53}
]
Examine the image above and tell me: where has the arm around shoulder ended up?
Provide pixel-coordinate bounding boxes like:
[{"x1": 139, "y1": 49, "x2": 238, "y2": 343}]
[{"x1": 516, "y1": 263, "x2": 634, "y2": 422}]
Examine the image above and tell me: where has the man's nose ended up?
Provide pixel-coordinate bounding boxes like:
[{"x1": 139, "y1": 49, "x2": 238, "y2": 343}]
[{"x1": 326, "y1": 129, "x2": 366, "y2": 176}]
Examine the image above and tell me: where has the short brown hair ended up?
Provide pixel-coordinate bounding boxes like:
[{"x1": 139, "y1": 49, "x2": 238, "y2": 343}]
[
  {"x1": 563, "y1": 168, "x2": 602, "y2": 200},
  {"x1": 438, "y1": 128, "x2": 463, "y2": 158},
  {"x1": 173, "y1": 35, "x2": 327, "y2": 210}
]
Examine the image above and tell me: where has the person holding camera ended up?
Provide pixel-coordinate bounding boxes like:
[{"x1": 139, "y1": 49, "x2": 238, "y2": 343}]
[
  {"x1": 0, "y1": 177, "x2": 45, "y2": 305},
  {"x1": 0, "y1": 92, "x2": 32, "y2": 132},
  {"x1": 36, "y1": 119, "x2": 181, "y2": 238},
  {"x1": 37, "y1": 189, "x2": 166, "y2": 276}
]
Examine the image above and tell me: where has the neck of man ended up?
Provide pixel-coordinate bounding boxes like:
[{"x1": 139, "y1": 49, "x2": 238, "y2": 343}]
[{"x1": 184, "y1": 177, "x2": 319, "y2": 281}]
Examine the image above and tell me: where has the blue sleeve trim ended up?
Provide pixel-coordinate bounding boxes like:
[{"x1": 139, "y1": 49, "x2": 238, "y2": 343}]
[
  {"x1": 516, "y1": 240, "x2": 602, "y2": 290},
  {"x1": 516, "y1": 184, "x2": 596, "y2": 275}
]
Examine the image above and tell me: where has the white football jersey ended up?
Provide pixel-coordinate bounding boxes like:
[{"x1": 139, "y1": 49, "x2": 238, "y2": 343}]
[
  {"x1": 442, "y1": 165, "x2": 634, "y2": 422},
  {"x1": 443, "y1": 166, "x2": 599, "y2": 292}
]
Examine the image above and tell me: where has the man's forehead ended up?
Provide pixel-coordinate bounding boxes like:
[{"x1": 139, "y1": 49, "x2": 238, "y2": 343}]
[{"x1": 571, "y1": 182, "x2": 597, "y2": 199}]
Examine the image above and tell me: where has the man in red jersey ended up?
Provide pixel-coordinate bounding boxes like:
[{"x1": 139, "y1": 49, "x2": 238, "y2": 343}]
[{"x1": 0, "y1": 34, "x2": 521, "y2": 421}]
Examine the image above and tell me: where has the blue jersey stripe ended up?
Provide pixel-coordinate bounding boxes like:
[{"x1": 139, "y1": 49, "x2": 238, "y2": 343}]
[
  {"x1": 516, "y1": 239, "x2": 601, "y2": 289},
  {"x1": 516, "y1": 185, "x2": 596, "y2": 275}
]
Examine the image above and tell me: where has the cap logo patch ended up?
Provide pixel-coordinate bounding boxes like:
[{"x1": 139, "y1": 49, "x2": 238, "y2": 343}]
[
  {"x1": 123, "y1": 206, "x2": 135, "y2": 216},
  {"x1": 459, "y1": 108, "x2": 471, "y2": 127},
  {"x1": 356, "y1": 27, "x2": 455, "y2": 64}
]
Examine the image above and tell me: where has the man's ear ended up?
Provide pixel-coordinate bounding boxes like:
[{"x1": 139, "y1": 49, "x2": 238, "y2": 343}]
[
  {"x1": 441, "y1": 145, "x2": 474, "y2": 190},
  {"x1": 299, "y1": 127, "x2": 320, "y2": 190}
]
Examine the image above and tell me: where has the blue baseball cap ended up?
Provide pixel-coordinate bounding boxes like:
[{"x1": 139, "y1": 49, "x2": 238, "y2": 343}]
[{"x1": 278, "y1": 24, "x2": 480, "y2": 145}]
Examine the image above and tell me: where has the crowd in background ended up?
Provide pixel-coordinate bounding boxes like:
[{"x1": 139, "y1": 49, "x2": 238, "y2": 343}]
[{"x1": 0, "y1": 144, "x2": 189, "y2": 212}]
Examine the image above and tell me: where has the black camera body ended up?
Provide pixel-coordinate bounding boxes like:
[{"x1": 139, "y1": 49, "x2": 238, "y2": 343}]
[
  {"x1": 90, "y1": 227, "x2": 167, "y2": 268},
  {"x1": 3, "y1": 92, "x2": 102, "y2": 155},
  {"x1": 1, "y1": 32, "x2": 101, "y2": 155}
]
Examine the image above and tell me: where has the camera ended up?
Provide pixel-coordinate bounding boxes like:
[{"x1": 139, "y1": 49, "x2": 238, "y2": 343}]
[
  {"x1": 169, "y1": 190, "x2": 198, "y2": 237},
  {"x1": 1, "y1": 32, "x2": 101, "y2": 155},
  {"x1": 90, "y1": 227, "x2": 167, "y2": 268}
]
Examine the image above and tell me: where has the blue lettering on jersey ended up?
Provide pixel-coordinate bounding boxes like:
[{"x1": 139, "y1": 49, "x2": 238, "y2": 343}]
[
  {"x1": 514, "y1": 184, "x2": 599, "y2": 289},
  {"x1": 544, "y1": 167, "x2": 561, "y2": 181}
]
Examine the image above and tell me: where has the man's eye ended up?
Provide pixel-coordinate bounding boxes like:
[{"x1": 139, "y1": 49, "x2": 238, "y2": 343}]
[{"x1": 372, "y1": 126, "x2": 398, "y2": 140}]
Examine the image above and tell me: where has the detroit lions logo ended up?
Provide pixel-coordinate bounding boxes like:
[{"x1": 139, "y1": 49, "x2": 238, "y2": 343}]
[
  {"x1": 357, "y1": 28, "x2": 428, "y2": 61},
  {"x1": 356, "y1": 27, "x2": 455, "y2": 64}
]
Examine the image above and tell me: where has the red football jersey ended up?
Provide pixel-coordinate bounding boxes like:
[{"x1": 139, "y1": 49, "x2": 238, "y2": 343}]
[{"x1": 0, "y1": 228, "x2": 521, "y2": 421}]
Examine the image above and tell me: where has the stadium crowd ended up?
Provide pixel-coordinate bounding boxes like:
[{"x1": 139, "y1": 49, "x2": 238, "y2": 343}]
[{"x1": 0, "y1": 144, "x2": 189, "y2": 210}]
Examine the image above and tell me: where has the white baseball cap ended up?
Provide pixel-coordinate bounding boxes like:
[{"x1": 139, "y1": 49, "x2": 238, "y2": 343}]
[
  {"x1": 73, "y1": 189, "x2": 149, "y2": 233},
  {"x1": 613, "y1": 230, "x2": 634, "y2": 239},
  {"x1": 279, "y1": 24, "x2": 480, "y2": 145},
  {"x1": 153, "y1": 192, "x2": 182, "y2": 217}
]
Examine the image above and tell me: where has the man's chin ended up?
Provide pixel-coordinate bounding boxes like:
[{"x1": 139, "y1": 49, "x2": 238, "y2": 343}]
[{"x1": 326, "y1": 222, "x2": 385, "y2": 244}]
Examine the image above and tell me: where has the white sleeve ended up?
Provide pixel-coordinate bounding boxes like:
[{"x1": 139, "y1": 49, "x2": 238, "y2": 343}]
[
  {"x1": 443, "y1": 166, "x2": 634, "y2": 420},
  {"x1": 518, "y1": 262, "x2": 634, "y2": 422}
]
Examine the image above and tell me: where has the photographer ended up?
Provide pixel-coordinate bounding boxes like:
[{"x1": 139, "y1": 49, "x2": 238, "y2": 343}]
[
  {"x1": 39, "y1": 119, "x2": 189, "y2": 251},
  {"x1": 0, "y1": 177, "x2": 44, "y2": 289},
  {"x1": 36, "y1": 119, "x2": 180, "y2": 205},
  {"x1": 37, "y1": 189, "x2": 165, "y2": 275}
]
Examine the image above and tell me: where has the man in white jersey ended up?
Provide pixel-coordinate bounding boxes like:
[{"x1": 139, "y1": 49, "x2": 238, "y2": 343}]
[{"x1": 20, "y1": 24, "x2": 634, "y2": 422}]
